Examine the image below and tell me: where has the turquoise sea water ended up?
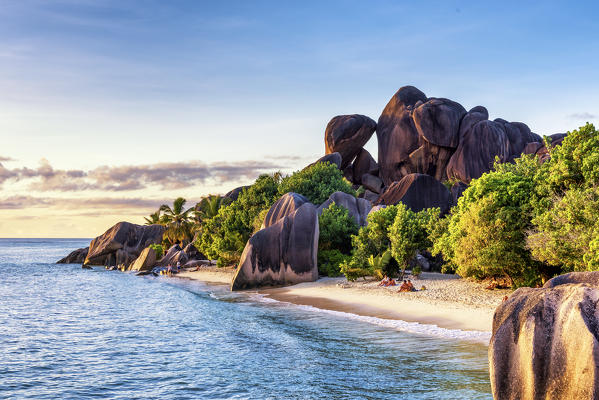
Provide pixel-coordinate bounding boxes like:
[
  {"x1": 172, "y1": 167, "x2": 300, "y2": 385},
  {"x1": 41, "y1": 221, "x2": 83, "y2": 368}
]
[{"x1": 0, "y1": 239, "x2": 492, "y2": 399}]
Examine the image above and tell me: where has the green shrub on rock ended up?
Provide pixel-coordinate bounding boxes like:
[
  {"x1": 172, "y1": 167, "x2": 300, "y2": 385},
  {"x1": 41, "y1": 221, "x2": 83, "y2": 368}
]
[
  {"x1": 148, "y1": 243, "x2": 164, "y2": 259},
  {"x1": 278, "y1": 162, "x2": 355, "y2": 205}
]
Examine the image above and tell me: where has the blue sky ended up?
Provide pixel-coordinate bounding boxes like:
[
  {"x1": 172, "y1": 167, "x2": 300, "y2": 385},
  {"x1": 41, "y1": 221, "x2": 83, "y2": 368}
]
[{"x1": 1, "y1": 0, "x2": 598, "y2": 236}]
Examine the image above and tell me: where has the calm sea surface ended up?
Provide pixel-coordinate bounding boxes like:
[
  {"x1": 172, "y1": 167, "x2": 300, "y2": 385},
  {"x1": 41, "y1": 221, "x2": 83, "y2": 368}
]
[{"x1": 0, "y1": 239, "x2": 492, "y2": 399}]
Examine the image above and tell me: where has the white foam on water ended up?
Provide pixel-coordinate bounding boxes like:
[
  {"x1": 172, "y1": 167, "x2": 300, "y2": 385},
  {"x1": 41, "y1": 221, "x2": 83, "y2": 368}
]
[{"x1": 248, "y1": 292, "x2": 491, "y2": 344}]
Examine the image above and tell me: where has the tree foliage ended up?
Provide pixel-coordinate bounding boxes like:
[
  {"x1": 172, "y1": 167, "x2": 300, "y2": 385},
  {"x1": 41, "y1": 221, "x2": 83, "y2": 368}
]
[
  {"x1": 277, "y1": 162, "x2": 355, "y2": 205},
  {"x1": 196, "y1": 174, "x2": 281, "y2": 265},
  {"x1": 317, "y1": 203, "x2": 359, "y2": 276}
]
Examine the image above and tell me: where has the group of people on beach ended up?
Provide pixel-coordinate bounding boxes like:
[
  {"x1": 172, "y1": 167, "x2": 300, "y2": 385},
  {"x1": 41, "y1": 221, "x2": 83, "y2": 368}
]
[
  {"x1": 164, "y1": 261, "x2": 181, "y2": 276},
  {"x1": 378, "y1": 276, "x2": 417, "y2": 292}
]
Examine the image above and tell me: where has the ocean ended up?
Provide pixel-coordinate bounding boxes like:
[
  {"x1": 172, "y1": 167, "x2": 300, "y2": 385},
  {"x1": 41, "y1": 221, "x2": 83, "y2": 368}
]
[{"x1": 0, "y1": 239, "x2": 492, "y2": 399}]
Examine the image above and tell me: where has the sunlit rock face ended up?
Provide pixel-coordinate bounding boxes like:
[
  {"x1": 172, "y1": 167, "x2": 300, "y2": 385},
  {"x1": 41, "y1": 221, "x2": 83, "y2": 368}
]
[
  {"x1": 489, "y1": 271, "x2": 599, "y2": 400},
  {"x1": 231, "y1": 202, "x2": 319, "y2": 291},
  {"x1": 84, "y1": 222, "x2": 164, "y2": 266}
]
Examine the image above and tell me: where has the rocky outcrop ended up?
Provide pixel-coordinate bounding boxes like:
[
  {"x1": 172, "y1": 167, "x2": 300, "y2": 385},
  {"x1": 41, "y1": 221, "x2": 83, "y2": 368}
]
[
  {"x1": 57, "y1": 247, "x2": 88, "y2": 264},
  {"x1": 351, "y1": 148, "x2": 378, "y2": 184},
  {"x1": 262, "y1": 192, "x2": 309, "y2": 229},
  {"x1": 129, "y1": 247, "x2": 157, "y2": 272},
  {"x1": 377, "y1": 86, "x2": 427, "y2": 186},
  {"x1": 156, "y1": 244, "x2": 188, "y2": 267},
  {"x1": 231, "y1": 203, "x2": 319, "y2": 290},
  {"x1": 308, "y1": 152, "x2": 342, "y2": 169},
  {"x1": 325, "y1": 114, "x2": 376, "y2": 169},
  {"x1": 84, "y1": 222, "x2": 164, "y2": 266},
  {"x1": 318, "y1": 191, "x2": 372, "y2": 226},
  {"x1": 224, "y1": 186, "x2": 249, "y2": 202},
  {"x1": 376, "y1": 173, "x2": 452, "y2": 215},
  {"x1": 361, "y1": 173, "x2": 383, "y2": 194},
  {"x1": 489, "y1": 272, "x2": 599, "y2": 400}
]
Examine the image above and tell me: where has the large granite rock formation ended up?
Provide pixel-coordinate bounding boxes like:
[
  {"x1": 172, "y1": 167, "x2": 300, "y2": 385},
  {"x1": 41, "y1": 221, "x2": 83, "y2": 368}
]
[
  {"x1": 318, "y1": 191, "x2": 372, "y2": 226},
  {"x1": 489, "y1": 271, "x2": 599, "y2": 400},
  {"x1": 376, "y1": 173, "x2": 452, "y2": 215},
  {"x1": 377, "y1": 86, "x2": 427, "y2": 186},
  {"x1": 84, "y1": 222, "x2": 164, "y2": 266},
  {"x1": 262, "y1": 192, "x2": 309, "y2": 229},
  {"x1": 57, "y1": 247, "x2": 88, "y2": 264},
  {"x1": 325, "y1": 114, "x2": 376, "y2": 169},
  {"x1": 156, "y1": 244, "x2": 188, "y2": 267},
  {"x1": 231, "y1": 202, "x2": 319, "y2": 290},
  {"x1": 375, "y1": 85, "x2": 548, "y2": 186}
]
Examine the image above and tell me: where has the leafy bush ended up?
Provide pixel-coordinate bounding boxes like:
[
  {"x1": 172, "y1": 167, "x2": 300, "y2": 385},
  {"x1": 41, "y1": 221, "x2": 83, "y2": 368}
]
[
  {"x1": 278, "y1": 162, "x2": 355, "y2": 205},
  {"x1": 318, "y1": 204, "x2": 359, "y2": 254},
  {"x1": 389, "y1": 205, "x2": 439, "y2": 278},
  {"x1": 433, "y1": 156, "x2": 544, "y2": 286},
  {"x1": 196, "y1": 174, "x2": 281, "y2": 265},
  {"x1": 528, "y1": 124, "x2": 599, "y2": 273},
  {"x1": 317, "y1": 204, "x2": 359, "y2": 276},
  {"x1": 318, "y1": 249, "x2": 349, "y2": 277},
  {"x1": 148, "y1": 243, "x2": 164, "y2": 259},
  {"x1": 340, "y1": 205, "x2": 399, "y2": 280}
]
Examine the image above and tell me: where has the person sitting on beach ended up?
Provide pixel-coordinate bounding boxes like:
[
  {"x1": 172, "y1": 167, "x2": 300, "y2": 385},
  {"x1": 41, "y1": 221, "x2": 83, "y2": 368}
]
[
  {"x1": 398, "y1": 280, "x2": 411, "y2": 292},
  {"x1": 406, "y1": 279, "x2": 416, "y2": 292},
  {"x1": 387, "y1": 277, "x2": 396, "y2": 286},
  {"x1": 378, "y1": 276, "x2": 389, "y2": 286},
  {"x1": 176, "y1": 261, "x2": 181, "y2": 273}
]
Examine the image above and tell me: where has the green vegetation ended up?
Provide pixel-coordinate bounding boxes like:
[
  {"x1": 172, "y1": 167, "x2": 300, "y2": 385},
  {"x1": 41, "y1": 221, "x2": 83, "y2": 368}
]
[
  {"x1": 196, "y1": 174, "x2": 281, "y2": 266},
  {"x1": 317, "y1": 204, "x2": 359, "y2": 276},
  {"x1": 528, "y1": 123, "x2": 599, "y2": 273},
  {"x1": 277, "y1": 162, "x2": 355, "y2": 204},
  {"x1": 141, "y1": 124, "x2": 599, "y2": 287},
  {"x1": 148, "y1": 243, "x2": 164, "y2": 259},
  {"x1": 389, "y1": 205, "x2": 438, "y2": 279}
]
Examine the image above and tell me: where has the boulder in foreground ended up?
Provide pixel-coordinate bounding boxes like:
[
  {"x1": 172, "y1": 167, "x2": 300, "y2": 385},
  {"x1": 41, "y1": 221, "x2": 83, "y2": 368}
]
[
  {"x1": 489, "y1": 271, "x2": 599, "y2": 400},
  {"x1": 231, "y1": 202, "x2": 319, "y2": 290},
  {"x1": 129, "y1": 247, "x2": 157, "y2": 272}
]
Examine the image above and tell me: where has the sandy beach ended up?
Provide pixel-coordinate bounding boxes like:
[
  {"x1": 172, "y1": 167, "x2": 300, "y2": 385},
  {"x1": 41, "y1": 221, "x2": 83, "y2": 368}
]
[{"x1": 179, "y1": 268, "x2": 510, "y2": 332}]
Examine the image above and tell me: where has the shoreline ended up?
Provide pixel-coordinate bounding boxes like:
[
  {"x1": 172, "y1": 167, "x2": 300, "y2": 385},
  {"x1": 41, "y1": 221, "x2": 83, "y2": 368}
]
[{"x1": 177, "y1": 268, "x2": 509, "y2": 334}]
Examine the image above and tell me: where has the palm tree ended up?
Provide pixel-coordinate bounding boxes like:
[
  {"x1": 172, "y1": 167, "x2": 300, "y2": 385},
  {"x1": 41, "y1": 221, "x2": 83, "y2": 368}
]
[
  {"x1": 144, "y1": 211, "x2": 163, "y2": 225},
  {"x1": 194, "y1": 195, "x2": 228, "y2": 223},
  {"x1": 159, "y1": 197, "x2": 194, "y2": 246}
]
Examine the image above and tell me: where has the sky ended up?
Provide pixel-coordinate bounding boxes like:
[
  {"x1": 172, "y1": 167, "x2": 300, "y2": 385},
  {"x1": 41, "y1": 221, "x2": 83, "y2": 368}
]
[{"x1": 1, "y1": 0, "x2": 598, "y2": 237}]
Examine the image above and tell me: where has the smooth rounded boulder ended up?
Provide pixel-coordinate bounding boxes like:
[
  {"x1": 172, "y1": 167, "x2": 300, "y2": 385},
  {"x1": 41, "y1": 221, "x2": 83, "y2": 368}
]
[
  {"x1": 324, "y1": 114, "x2": 376, "y2": 169},
  {"x1": 376, "y1": 173, "x2": 452, "y2": 215},
  {"x1": 231, "y1": 202, "x2": 319, "y2": 290},
  {"x1": 446, "y1": 120, "x2": 511, "y2": 183},
  {"x1": 412, "y1": 97, "x2": 466, "y2": 148},
  {"x1": 489, "y1": 272, "x2": 599, "y2": 400},
  {"x1": 317, "y1": 191, "x2": 372, "y2": 226},
  {"x1": 262, "y1": 192, "x2": 309, "y2": 229},
  {"x1": 84, "y1": 222, "x2": 165, "y2": 266},
  {"x1": 377, "y1": 86, "x2": 428, "y2": 186}
]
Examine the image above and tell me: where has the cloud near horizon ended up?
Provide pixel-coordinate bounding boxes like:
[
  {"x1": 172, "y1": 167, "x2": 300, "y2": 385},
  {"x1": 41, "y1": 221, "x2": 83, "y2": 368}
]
[
  {"x1": 0, "y1": 195, "x2": 164, "y2": 213},
  {"x1": 568, "y1": 112, "x2": 597, "y2": 120},
  {"x1": 0, "y1": 157, "x2": 297, "y2": 192}
]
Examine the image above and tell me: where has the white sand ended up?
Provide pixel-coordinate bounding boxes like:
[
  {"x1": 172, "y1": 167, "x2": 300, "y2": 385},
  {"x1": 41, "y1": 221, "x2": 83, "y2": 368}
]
[{"x1": 179, "y1": 268, "x2": 510, "y2": 332}]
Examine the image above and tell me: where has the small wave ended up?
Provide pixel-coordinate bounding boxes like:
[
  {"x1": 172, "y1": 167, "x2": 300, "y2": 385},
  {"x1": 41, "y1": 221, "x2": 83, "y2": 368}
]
[{"x1": 248, "y1": 293, "x2": 491, "y2": 343}]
